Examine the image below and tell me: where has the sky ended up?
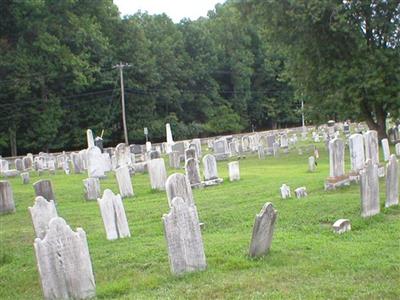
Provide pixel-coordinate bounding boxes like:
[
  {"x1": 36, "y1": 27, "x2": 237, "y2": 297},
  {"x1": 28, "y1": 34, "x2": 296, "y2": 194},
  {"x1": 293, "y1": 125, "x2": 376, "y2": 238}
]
[{"x1": 114, "y1": 0, "x2": 226, "y2": 23}]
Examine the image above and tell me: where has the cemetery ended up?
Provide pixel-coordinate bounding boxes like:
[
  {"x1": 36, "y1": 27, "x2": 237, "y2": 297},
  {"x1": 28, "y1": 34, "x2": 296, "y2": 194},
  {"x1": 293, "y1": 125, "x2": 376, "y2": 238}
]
[
  {"x1": 0, "y1": 123, "x2": 399, "y2": 299},
  {"x1": 1, "y1": 1, "x2": 399, "y2": 299}
]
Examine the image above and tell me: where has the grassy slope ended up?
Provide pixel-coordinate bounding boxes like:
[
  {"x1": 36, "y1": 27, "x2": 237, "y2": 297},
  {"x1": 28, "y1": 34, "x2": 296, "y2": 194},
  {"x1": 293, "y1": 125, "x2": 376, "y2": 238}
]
[{"x1": 0, "y1": 143, "x2": 399, "y2": 299}]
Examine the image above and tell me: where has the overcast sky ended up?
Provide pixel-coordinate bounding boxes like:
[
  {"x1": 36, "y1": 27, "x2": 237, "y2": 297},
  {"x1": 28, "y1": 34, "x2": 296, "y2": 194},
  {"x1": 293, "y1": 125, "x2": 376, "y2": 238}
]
[{"x1": 114, "y1": 0, "x2": 226, "y2": 23}]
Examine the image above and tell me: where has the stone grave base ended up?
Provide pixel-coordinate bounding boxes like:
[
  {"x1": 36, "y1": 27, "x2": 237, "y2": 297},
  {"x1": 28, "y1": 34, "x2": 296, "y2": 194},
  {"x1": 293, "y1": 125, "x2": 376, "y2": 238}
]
[
  {"x1": 378, "y1": 165, "x2": 385, "y2": 178},
  {"x1": 215, "y1": 154, "x2": 229, "y2": 161},
  {"x1": 203, "y1": 178, "x2": 224, "y2": 187},
  {"x1": 191, "y1": 182, "x2": 204, "y2": 189},
  {"x1": 348, "y1": 171, "x2": 360, "y2": 183},
  {"x1": 324, "y1": 175, "x2": 351, "y2": 191}
]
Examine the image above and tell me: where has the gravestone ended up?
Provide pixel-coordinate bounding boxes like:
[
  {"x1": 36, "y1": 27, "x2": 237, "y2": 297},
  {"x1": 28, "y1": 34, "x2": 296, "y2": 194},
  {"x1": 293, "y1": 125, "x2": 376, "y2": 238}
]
[
  {"x1": 228, "y1": 161, "x2": 240, "y2": 182},
  {"x1": 329, "y1": 138, "x2": 345, "y2": 177},
  {"x1": 249, "y1": 202, "x2": 277, "y2": 258},
  {"x1": 169, "y1": 151, "x2": 180, "y2": 169},
  {"x1": 34, "y1": 217, "x2": 96, "y2": 300},
  {"x1": 0, "y1": 159, "x2": 9, "y2": 173},
  {"x1": 79, "y1": 150, "x2": 88, "y2": 170},
  {"x1": 381, "y1": 138, "x2": 390, "y2": 162},
  {"x1": 360, "y1": 159, "x2": 380, "y2": 217},
  {"x1": 71, "y1": 152, "x2": 83, "y2": 174},
  {"x1": 202, "y1": 154, "x2": 223, "y2": 186},
  {"x1": 21, "y1": 172, "x2": 30, "y2": 184},
  {"x1": 185, "y1": 148, "x2": 197, "y2": 161},
  {"x1": 29, "y1": 196, "x2": 58, "y2": 239},
  {"x1": 185, "y1": 158, "x2": 202, "y2": 188},
  {"x1": 162, "y1": 197, "x2": 206, "y2": 275},
  {"x1": 33, "y1": 180, "x2": 56, "y2": 203},
  {"x1": 102, "y1": 153, "x2": 112, "y2": 172},
  {"x1": 332, "y1": 219, "x2": 351, "y2": 234},
  {"x1": 115, "y1": 165, "x2": 134, "y2": 198},
  {"x1": 0, "y1": 181, "x2": 15, "y2": 214},
  {"x1": 213, "y1": 139, "x2": 229, "y2": 161},
  {"x1": 273, "y1": 142, "x2": 280, "y2": 157},
  {"x1": 385, "y1": 155, "x2": 398, "y2": 208},
  {"x1": 15, "y1": 158, "x2": 24, "y2": 171},
  {"x1": 280, "y1": 184, "x2": 291, "y2": 199},
  {"x1": 94, "y1": 136, "x2": 103, "y2": 152},
  {"x1": 349, "y1": 133, "x2": 365, "y2": 172},
  {"x1": 83, "y1": 178, "x2": 101, "y2": 201},
  {"x1": 147, "y1": 158, "x2": 167, "y2": 191},
  {"x1": 115, "y1": 143, "x2": 132, "y2": 168},
  {"x1": 165, "y1": 173, "x2": 194, "y2": 207},
  {"x1": 23, "y1": 156, "x2": 33, "y2": 170},
  {"x1": 295, "y1": 187, "x2": 307, "y2": 199},
  {"x1": 86, "y1": 129, "x2": 95, "y2": 148},
  {"x1": 97, "y1": 189, "x2": 130, "y2": 240},
  {"x1": 87, "y1": 146, "x2": 105, "y2": 178},
  {"x1": 364, "y1": 130, "x2": 379, "y2": 165},
  {"x1": 149, "y1": 150, "x2": 161, "y2": 160},
  {"x1": 166, "y1": 123, "x2": 174, "y2": 153},
  {"x1": 191, "y1": 138, "x2": 202, "y2": 158},
  {"x1": 308, "y1": 156, "x2": 316, "y2": 172},
  {"x1": 258, "y1": 145, "x2": 265, "y2": 160}
]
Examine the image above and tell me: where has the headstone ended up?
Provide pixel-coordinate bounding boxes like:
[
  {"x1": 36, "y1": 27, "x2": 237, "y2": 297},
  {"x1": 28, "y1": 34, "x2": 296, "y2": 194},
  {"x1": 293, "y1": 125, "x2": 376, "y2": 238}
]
[
  {"x1": 79, "y1": 150, "x2": 88, "y2": 170},
  {"x1": 385, "y1": 155, "x2": 399, "y2": 208},
  {"x1": 213, "y1": 139, "x2": 229, "y2": 161},
  {"x1": 273, "y1": 142, "x2": 279, "y2": 157},
  {"x1": 86, "y1": 129, "x2": 95, "y2": 148},
  {"x1": 249, "y1": 202, "x2": 277, "y2": 258},
  {"x1": 381, "y1": 138, "x2": 390, "y2": 162},
  {"x1": 15, "y1": 158, "x2": 24, "y2": 171},
  {"x1": 21, "y1": 172, "x2": 30, "y2": 184},
  {"x1": 202, "y1": 154, "x2": 223, "y2": 186},
  {"x1": 332, "y1": 219, "x2": 351, "y2": 234},
  {"x1": 329, "y1": 138, "x2": 345, "y2": 177},
  {"x1": 28, "y1": 196, "x2": 58, "y2": 239},
  {"x1": 162, "y1": 197, "x2": 206, "y2": 275},
  {"x1": 2, "y1": 169, "x2": 19, "y2": 178},
  {"x1": 258, "y1": 145, "x2": 265, "y2": 160},
  {"x1": 147, "y1": 158, "x2": 167, "y2": 191},
  {"x1": 280, "y1": 184, "x2": 291, "y2": 199},
  {"x1": 349, "y1": 133, "x2": 365, "y2": 172},
  {"x1": 185, "y1": 158, "x2": 202, "y2": 188},
  {"x1": 172, "y1": 142, "x2": 185, "y2": 161},
  {"x1": 169, "y1": 151, "x2": 180, "y2": 169},
  {"x1": 97, "y1": 189, "x2": 130, "y2": 240},
  {"x1": 396, "y1": 143, "x2": 400, "y2": 156},
  {"x1": 360, "y1": 159, "x2": 380, "y2": 217},
  {"x1": 308, "y1": 156, "x2": 316, "y2": 172},
  {"x1": 145, "y1": 141, "x2": 152, "y2": 152},
  {"x1": 115, "y1": 165, "x2": 134, "y2": 198},
  {"x1": 0, "y1": 159, "x2": 9, "y2": 173},
  {"x1": 294, "y1": 187, "x2": 307, "y2": 199},
  {"x1": 34, "y1": 217, "x2": 96, "y2": 300},
  {"x1": 166, "y1": 123, "x2": 174, "y2": 153},
  {"x1": 228, "y1": 161, "x2": 240, "y2": 182},
  {"x1": 87, "y1": 146, "x2": 105, "y2": 178},
  {"x1": 33, "y1": 180, "x2": 56, "y2": 203},
  {"x1": 71, "y1": 152, "x2": 83, "y2": 174},
  {"x1": 23, "y1": 156, "x2": 33, "y2": 170},
  {"x1": 191, "y1": 138, "x2": 202, "y2": 158},
  {"x1": 149, "y1": 150, "x2": 161, "y2": 160},
  {"x1": 83, "y1": 178, "x2": 101, "y2": 201},
  {"x1": 165, "y1": 173, "x2": 194, "y2": 207},
  {"x1": 185, "y1": 148, "x2": 197, "y2": 161},
  {"x1": 115, "y1": 143, "x2": 132, "y2": 168},
  {"x1": 364, "y1": 130, "x2": 379, "y2": 165},
  {"x1": 94, "y1": 136, "x2": 103, "y2": 152},
  {"x1": 0, "y1": 181, "x2": 15, "y2": 214}
]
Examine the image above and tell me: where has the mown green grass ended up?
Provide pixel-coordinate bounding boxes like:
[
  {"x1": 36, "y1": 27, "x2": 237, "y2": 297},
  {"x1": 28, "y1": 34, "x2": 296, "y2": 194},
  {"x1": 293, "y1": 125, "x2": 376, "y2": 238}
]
[{"x1": 1, "y1": 143, "x2": 399, "y2": 299}]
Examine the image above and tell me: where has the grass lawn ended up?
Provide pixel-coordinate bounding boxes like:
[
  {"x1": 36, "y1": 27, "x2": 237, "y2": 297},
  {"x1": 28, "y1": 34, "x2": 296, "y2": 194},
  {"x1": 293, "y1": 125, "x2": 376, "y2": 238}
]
[{"x1": 1, "y1": 142, "x2": 399, "y2": 299}]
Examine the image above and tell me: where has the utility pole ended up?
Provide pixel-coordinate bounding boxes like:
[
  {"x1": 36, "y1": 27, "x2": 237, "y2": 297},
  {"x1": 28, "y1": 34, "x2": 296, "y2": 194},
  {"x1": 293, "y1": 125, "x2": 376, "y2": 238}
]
[
  {"x1": 113, "y1": 62, "x2": 131, "y2": 145},
  {"x1": 301, "y1": 100, "x2": 305, "y2": 129}
]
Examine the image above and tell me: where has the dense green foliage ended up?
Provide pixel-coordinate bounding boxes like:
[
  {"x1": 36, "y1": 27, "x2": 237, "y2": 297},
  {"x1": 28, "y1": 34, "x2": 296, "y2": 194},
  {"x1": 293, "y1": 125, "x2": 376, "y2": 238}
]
[
  {"x1": 1, "y1": 142, "x2": 399, "y2": 299},
  {"x1": 1, "y1": 0, "x2": 399, "y2": 155}
]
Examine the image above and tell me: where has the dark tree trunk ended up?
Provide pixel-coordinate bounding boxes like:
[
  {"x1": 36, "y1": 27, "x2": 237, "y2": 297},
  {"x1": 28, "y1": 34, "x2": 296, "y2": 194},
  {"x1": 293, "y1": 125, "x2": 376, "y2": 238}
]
[
  {"x1": 361, "y1": 101, "x2": 387, "y2": 140},
  {"x1": 9, "y1": 128, "x2": 17, "y2": 157}
]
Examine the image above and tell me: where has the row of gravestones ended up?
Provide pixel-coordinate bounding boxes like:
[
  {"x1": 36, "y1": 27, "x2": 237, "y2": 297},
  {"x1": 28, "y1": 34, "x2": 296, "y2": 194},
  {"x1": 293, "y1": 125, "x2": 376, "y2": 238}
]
[{"x1": 19, "y1": 165, "x2": 272, "y2": 299}]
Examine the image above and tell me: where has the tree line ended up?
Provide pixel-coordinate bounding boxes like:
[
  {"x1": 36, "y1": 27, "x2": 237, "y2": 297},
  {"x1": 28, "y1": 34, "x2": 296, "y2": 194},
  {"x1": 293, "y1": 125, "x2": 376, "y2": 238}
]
[{"x1": 0, "y1": 0, "x2": 398, "y2": 156}]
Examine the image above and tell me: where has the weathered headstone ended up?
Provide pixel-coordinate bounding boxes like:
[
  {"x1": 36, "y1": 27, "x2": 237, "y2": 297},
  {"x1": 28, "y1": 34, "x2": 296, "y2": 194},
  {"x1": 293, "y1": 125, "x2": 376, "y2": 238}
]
[
  {"x1": 97, "y1": 189, "x2": 131, "y2": 240},
  {"x1": 273, "y1": 142, "x2": 280, "y2": 157},
  {"x1": 258, "y1": 145, "x2": 265, "y2": 160},
  {"x1": 29, "y1": 196, "x2": 58, "y2": 239},
  {"x1": 228, "y1": 161, "x2": 240, "y2": 182},
  {"x1": 185, "y1": 148, "x2": 197, "y2": 161},
  {"x1": 249, "y1": 202, "x2": 277, "y2": 258},
  {"x1": 169, "y1": 151, "x2": 180, "y2": 169},
  {"x1": 165, "y1": 173, "x2": 194, "y2": 207},
  {"x1": 162, "y1": 197, "x2": 206, "y2": 275},
  {"x1": 23, "y1": 156, "x2": 33, "y2": 170},
  {"x1": 396, "y1": 143, "x2": 400, "y2": 156},
  {"x1": 86, "y1": 129, "x2": 95, "y2": 148},
  {"x1": 280, "y1": 184, "x2": 291, "y2": 199},
  {"x1": 381, "y1": 138, "x2": 390, "y2": 162},
  {"x1": 213, "y1": 138, "x2": 229, "y2": 160},
  {"x1": 149, "y1": 150, "x2": 161, "y2": 160},
  {"x1": 21, "y1": 172, "x2": 30, "y2": 184},
  {"x1": 191, "y1": 138, "x2": 202, "y2": 158},
  {"x1": 33, "y1": 179, "x2": 56, "y2": 203},
  {"x1": 294, "y1": 187, "x2": 307, "y2": 199},
  {"x1": 71, "y1": 152, "x2": 83, "y2": 174},
  {"x1": 349, "y1": 133, "x2": 365, "y2": 172},
  {"x1": 115, "y1": 165, "x2": 134, "y2": 198},
  {"x1": 15, "y1": 158, "x2": 24, "y2": 171},
  {"x1": 87, "y1": 146, "x2": 105, "y2": 178},
  {"x1": 308, "y1": 156, "x2": 316, "y2": 172},
  {"x1": 0, "y1": 181, "x2": 15, "y2": 214},
  {"x1": 165, "y1": 123, "x2": 174, "y2": 153},
  {"x1": 83, "y1": 178, "x2": 101, "y2": 201},
  {"x1": 360, "y1": 159, "x2": 380, "y2": 217},
  {"x1": 202, "y1": 154, "x2": 223, "y2": 186},
  {"x1": 332, "y1": 219, "x2": 351, "y2": 234},
  {"x1": 364, "y1": 130, "x2": 379, "y2": 165},
  {"x1": 185, "y1": 158, "x2": 202, "y2": 188},
  {"x1": 147, "y1": 158, "x2": 167, "y2": 191},
  {"x1": 115, "y1": 143, "x2": 132, "y2": 168},
  {"x1": 385, "y1": 154, "x2": 399, "y2": 208},
  {"x1": 329, "y1": 138, "x2": 345, "y2": 177},
  {"x1": 34, "y1": 217, "x2": 96, "y2": 300}
]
